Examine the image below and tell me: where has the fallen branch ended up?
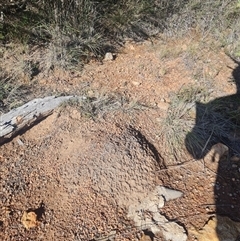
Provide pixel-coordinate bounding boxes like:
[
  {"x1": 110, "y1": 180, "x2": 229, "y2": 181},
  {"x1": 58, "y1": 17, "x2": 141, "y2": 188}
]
[{"x1": 0, "y1": 95, "x2": 75, "y2": 145}]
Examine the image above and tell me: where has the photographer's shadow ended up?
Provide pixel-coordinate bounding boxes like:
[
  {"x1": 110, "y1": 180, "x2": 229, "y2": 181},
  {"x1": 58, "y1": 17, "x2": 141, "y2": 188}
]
[{"x1": 185, "y1": 57, "x2": 240, "y2": 240}]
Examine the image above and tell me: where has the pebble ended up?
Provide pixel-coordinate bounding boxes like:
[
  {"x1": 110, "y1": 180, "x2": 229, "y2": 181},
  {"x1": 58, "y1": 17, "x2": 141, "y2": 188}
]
[
  {"x1": 87, "y1": 90, "x2": 94, "y2": 97},
  {"x1": 132, "y1": 81, "x2": 141, "y2": 86},
  {"x1": 157, "y1": 101, "x2": 170, "y2": 110},
  {"x1": 103, "y1": 52, "x2": 114, "y2": 61},
  {"x1": 17, "y1": 138, "x2": 24, "y2": 146}
]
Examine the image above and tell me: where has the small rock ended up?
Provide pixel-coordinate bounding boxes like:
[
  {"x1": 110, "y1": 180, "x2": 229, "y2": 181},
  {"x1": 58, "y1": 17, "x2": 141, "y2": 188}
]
[
  {"x1": 87, "y1": 90, "x2": 94, "y2": 97},
  {"x1": 21, "y1": 211, "x2": 39, "y2": 229},
  {"x1": 157, "y1": 186, "x2": 183, "y2": 202},
  {"x1": 16, "y1": 138, "x2": 24, "y2": 146},
  {"x1": 157, "y1": 102, "x2": 170, "y2": 110},
  {"x1": 103, "y1": 52, "x2": 114, "y2": 61},
  {"x1": 160, "y1": 98, "x2": 166, "y2": 102},
  {"x1": 128, "y1": 186, "x2": 186, "y2": 241},
  {"x1": 159, "y1": 68, "x2": 167, "y2": 76},
  {"x1": 132, "y1": 81, "x2": 141, "y2": 86}
]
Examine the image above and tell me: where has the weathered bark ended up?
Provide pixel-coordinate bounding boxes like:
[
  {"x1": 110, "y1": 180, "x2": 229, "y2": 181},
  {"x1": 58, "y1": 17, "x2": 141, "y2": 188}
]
[{"x1": 0, "y1": 95, "x2": 75, "y2": 145}]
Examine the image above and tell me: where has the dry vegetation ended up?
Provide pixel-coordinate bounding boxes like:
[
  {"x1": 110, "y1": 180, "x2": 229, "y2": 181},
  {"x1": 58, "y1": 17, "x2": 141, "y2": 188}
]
[{"x1": 0, "y1": 0, "x2": 239, "y2": 78}]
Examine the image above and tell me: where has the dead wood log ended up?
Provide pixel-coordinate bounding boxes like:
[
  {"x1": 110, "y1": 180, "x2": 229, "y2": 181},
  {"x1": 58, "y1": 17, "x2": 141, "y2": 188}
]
[{"x1": 0, "y1": 95, "x2": 75, "y2": 144}]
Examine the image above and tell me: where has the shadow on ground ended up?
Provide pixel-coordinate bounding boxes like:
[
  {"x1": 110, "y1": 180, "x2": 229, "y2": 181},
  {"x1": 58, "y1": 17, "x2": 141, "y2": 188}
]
[{"x1": 185, "y1": 56, "x2": 240, "y2": 240}]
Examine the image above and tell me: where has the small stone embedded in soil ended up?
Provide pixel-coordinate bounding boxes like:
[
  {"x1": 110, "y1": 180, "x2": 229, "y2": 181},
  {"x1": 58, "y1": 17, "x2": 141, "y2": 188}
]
[
  {"x1": 128, "y1": 186, "x2": 186, "y2": 241},
  {"x1": 132, "y1": 81, "x2": 141, "y2": 86},
  {"x1": 157, "y1": 186, "x2": 183, "y2": 201},
  {"x1": 103, "y1": 52, "x2": 114, "y2": 61},
  {"x1": 21, "y1": 211, "x2": 39, "y2": 229},
  {"x1": 157, "y1": 101, "x2": 169, "y2": 110},
  {"x1": 16, "y1": 138, "x2": 24, "y2": 146}
]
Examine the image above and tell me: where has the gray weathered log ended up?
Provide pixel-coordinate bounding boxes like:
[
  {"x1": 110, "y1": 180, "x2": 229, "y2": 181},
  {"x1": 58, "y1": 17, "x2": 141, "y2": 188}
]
[{"x1": 0, "y1": 95, "x2": 76, "y2": 145}]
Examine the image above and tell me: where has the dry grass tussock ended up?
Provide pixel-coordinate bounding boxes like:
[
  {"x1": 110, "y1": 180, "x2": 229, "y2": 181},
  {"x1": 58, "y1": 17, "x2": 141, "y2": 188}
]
[
  {"x1": 59, "y1": 91, "x2": 147, "y2": 120},
  {"x1": 160, "y1": 84, "x2": 240, "y2": 162},
  {"x1": 159, "y1": 85, "x2": 208, "y2": 162},
  {"x1": 0, "y1": 0, "x2": 239, "y2": 76}
]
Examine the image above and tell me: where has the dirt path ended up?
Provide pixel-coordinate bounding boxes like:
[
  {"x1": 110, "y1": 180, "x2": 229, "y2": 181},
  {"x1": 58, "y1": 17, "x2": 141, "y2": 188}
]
[{"x1": 0, "y1": 36, "x2": 240, "y2": 240}]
